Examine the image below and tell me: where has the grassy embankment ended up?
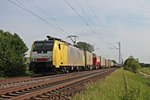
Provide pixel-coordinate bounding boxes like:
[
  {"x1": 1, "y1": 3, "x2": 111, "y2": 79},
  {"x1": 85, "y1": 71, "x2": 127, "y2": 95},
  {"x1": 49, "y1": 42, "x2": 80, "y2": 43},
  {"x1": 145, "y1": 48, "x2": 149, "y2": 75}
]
[
  {"x1": 0, "y1": 77, "x2": 5, "y2": 79},
  {"x1": 74, "y1": 68, "x2": 150, "y2": 100},
  {"x1": 140, "y1": 67, "x2": 150, "y2": 75}
]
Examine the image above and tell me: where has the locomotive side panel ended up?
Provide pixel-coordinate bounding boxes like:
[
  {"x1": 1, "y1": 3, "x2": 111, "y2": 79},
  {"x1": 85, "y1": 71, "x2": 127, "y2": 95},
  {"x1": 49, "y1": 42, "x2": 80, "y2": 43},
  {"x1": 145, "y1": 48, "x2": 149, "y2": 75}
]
[{"x1": 53, "y1": 40, "x2": 68, "y2": 68}]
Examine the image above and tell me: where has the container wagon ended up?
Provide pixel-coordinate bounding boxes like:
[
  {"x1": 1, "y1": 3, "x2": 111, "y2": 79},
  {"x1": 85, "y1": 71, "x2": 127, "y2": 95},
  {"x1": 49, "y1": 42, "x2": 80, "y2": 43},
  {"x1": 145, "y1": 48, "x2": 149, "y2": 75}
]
[
  {"x1": 93, "y1": 55, "x2": 101, "y2": 69},
  {"x1": 85, "y1": 51, "x2": 93, "y2": 70}
]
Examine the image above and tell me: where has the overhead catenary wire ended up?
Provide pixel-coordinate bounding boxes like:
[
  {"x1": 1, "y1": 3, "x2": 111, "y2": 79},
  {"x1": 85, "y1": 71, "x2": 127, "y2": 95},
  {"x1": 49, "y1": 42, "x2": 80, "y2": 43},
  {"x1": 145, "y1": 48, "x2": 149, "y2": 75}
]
[
  {"x1": 83, "y1": 0, "x2": 119, "y2": 59},
  {"x1": 64, "y1": 0, "x2": 111, "y2": 55},
  {"x1": 84, "y1": 0, "x2": 116, "y2": 42},
  {"x1": 74, "y1": 0, "x2": 92, "y2": 24},
  {"x1": 26, "y1": 0, "x2": 70, "y2": 33},
  {"x1": 74, "y1": 0, "x2": 109, "y2": 42},
  {"x1": 8, "y1": 0, "x2": 70, "y2": 36},
  {"x1": 76, "y1": 1, "x2": 112, "y2": 43},
  {"x1": 26, "y1": 0, "x2": 45, "y2": 14},
  {"x1": 65, "y1": 0, "x2": 107, "y2": 48},
  {"x1": 64, "y1": 0, "x2": 98, "y2": 35},
  {"x1": 71, "y1": 0, "x2": 112, "y2": 41},
  {"x1": 74, "y1": 0, "x2": 102, "y2": 34},
  {"x1": 73, "y1": 2, "x2": 118, "y2": 59},
  {"x1": 65, "y1": 0, "x2": 114, "y2": 58},
  {"x1": 75, "y1": 2, "x2": 115, "y2": 59}
]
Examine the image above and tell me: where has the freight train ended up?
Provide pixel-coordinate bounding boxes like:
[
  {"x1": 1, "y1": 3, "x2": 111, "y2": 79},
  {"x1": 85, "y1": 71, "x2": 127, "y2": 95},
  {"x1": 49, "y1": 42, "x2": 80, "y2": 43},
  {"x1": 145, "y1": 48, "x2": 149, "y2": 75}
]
[{"x1": 29, "y1": 36, "x2": 115, "y2": 74}]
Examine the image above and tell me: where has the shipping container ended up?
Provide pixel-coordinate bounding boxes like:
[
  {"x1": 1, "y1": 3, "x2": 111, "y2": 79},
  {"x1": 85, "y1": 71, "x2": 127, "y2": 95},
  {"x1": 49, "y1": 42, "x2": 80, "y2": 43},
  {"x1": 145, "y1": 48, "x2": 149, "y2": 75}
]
[
  {"x1": 67, "y1": 45, "x2": 84, "y2": 66},
  {"x1": 93, "y1": 55, "x2": 101, "y2": 69},
  {"x1": 85, "y1": 51, "x2": 93, "y2": 66},
  {"x1": 100, "y1": 57, "x2": 105, "y2": 68}
]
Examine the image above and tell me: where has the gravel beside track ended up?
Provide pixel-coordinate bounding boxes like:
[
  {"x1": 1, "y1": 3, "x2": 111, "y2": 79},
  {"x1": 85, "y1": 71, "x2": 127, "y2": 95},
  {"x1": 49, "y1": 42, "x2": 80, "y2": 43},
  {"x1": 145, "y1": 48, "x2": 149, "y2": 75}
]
[
  {"x1": 0, "y1": 68, "x2": 116, "y2": 100},
  {"x1": 0, "y1": 72, "x2": 88, "y2": 89}
]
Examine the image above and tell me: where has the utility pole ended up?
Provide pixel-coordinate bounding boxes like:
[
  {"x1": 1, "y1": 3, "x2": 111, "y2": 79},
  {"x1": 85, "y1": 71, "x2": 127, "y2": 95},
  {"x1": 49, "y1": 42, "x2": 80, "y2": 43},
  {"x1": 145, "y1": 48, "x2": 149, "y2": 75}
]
[
  {"x1": 108, "y1": 42, "x2": 122, "y2": 66},
  {"x1": 67, "y1": 35, "x2": 78, "y2": 45},
  {"x1": 118, "y1": 42, "x2": 121, "y2": 65}
]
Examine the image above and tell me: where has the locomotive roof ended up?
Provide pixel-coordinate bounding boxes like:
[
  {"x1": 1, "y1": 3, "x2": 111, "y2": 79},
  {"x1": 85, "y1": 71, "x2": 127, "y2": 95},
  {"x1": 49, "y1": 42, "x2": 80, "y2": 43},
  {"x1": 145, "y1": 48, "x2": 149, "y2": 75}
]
[
  {"x1": 34, "y1": 35, "x2": 70, "y2": 45},
  {"x1": 47, "y1": 35, "x2": 71, "y2": 45}
]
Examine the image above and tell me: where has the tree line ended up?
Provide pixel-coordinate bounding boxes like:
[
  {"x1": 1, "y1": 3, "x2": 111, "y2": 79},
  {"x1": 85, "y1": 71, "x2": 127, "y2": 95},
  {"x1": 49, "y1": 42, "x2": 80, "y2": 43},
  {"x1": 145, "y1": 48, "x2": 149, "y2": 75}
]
[{"x1": 0, "y1": 29, "x2": 28, "y2": 76}]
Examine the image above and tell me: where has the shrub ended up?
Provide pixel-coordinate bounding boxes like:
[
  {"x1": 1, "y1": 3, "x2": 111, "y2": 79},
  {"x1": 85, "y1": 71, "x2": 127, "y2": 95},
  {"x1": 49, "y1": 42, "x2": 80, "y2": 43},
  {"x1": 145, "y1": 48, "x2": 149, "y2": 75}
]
[
  {"x1": 0, "y1": 29, "x2": 28, "y2": 76},
  {"x1": 124, "y1": 56, "x2": 141, "y2": 73}
]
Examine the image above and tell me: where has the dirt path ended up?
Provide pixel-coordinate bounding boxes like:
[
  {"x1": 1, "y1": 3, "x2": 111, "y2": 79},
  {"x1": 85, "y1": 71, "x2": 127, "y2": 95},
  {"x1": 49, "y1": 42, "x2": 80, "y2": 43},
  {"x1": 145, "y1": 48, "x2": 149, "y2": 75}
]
[{"x1": 139, "y1": 72, "x2": 150, "y2": 78}]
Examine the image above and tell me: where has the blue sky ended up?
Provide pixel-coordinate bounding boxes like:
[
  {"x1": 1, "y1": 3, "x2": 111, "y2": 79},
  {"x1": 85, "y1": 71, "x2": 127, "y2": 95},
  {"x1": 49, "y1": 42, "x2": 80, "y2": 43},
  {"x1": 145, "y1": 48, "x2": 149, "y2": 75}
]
[{"x1": 0, "y1": 0, "x2": 150, "y2": 63}]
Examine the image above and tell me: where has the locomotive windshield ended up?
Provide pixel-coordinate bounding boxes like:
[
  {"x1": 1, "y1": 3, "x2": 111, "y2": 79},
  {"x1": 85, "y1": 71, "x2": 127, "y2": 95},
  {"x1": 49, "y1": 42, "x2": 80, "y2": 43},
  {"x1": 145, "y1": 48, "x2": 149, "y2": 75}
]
[{"x1": 33, "y1": 40, "x2": 54, "y2": 51}]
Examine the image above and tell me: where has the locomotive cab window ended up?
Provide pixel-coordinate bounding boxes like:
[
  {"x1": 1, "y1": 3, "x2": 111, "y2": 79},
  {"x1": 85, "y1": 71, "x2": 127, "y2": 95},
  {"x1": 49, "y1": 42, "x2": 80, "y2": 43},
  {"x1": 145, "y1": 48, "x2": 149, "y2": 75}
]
[{"x1": 33, "y1": 40, "x2": 54, "y2": 51}]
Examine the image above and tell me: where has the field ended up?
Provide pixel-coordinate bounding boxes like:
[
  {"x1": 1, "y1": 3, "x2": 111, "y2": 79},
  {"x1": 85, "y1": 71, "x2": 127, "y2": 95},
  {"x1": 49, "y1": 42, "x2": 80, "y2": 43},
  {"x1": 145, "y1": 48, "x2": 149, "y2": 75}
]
[
  {"x1": 140, "y1": 67, "x2": 150, "y2": 75},
  {"x1": 73, "y1": 68, "x2": 150, "y2": 100}
]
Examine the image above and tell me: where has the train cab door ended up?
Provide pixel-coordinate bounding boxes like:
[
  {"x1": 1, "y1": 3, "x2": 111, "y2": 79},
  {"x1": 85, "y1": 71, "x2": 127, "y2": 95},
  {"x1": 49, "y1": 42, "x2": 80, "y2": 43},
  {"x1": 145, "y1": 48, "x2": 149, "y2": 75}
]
[
  {"x1": 54, "y1": 43, "x2": 60, "y2": 68},
  {"x1": 54, "y1": 42, "x2": 65, "y2": 68},
  {"x1": 60, "y1": 44, "x2": 65, "y2": 66},
  {"x1": 58, "y1": 44, "x2": 62, "y2": 65},
  {"x1": 58, "y1": 44, "x2": 64, "y2": 66}
]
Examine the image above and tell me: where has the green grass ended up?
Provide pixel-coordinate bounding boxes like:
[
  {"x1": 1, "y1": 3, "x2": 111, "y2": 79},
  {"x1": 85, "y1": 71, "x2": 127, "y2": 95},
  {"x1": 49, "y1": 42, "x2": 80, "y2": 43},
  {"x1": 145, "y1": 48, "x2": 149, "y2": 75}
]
[
  {"x1": 124, "y1": 70, "x2": 150, "y2": 100},
  {"x1": 73, "y1": 68, "x2": 150, "y2": 100},
  {"x1": 140, "y1": 67, "x2": 150, "y2": 75},
  {"x1": 0, "y1": 77, "x2": 5, "y2": 80}
]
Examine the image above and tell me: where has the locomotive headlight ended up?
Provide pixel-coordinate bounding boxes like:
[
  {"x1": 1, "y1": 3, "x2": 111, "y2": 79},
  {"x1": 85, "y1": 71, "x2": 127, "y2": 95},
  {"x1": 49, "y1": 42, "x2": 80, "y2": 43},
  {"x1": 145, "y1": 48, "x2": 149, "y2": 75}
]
[
  {"x1": 48, "y1": 58, "x2": 52, "y2": 61},
  {"x1": 32, "y1": 58, "x2": 35, "y2": 61}
]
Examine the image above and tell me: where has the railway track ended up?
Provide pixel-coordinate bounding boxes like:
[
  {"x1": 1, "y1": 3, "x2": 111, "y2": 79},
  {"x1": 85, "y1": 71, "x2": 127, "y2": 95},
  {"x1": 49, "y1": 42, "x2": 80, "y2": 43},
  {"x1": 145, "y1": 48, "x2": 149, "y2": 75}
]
[
  {"x1": 0, "y1": 72, "x2": 85, "y2": 89},
  {"x1": 0, "y1": 68, "x2": 116, "y2": 100}
]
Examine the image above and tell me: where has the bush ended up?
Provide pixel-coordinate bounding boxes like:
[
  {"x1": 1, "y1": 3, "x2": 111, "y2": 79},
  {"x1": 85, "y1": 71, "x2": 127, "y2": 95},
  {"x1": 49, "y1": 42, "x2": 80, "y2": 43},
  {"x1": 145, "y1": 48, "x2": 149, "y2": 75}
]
[
  {"x1": 124, "y1": 56, "x2": 141, "y2": 73},
  {"x1": 131, "y1": 61, "x2": 140, "y2": 73},
  {"x1": 0, "y1": 29, "x2": 28, "y2": 76}
]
